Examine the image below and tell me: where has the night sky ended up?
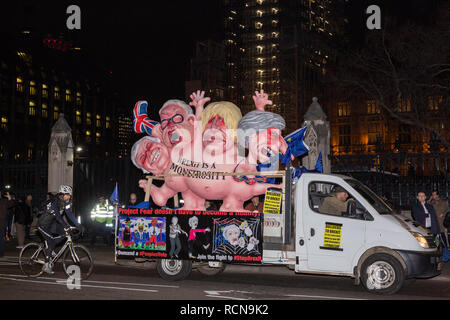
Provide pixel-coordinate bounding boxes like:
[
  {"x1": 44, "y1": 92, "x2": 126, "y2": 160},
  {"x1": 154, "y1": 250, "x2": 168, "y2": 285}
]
[
  {"x1": 1, "y1": 1, "x2": 223, "y2": 111},
  {"x1": 0, "y1": 0, "x2": 440, "y2": 114}
]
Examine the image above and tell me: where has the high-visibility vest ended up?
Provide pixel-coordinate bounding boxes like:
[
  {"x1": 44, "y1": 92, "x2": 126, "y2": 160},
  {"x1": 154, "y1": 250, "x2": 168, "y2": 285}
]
[{"x1": 90, "y1": 200, "x2": 114, "y2": 226}]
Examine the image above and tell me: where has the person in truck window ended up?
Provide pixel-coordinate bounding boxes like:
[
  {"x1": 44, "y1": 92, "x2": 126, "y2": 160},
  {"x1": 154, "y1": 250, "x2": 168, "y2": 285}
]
[{"x1": 319, "y1": 186, "x2": 351, "y2": 216}]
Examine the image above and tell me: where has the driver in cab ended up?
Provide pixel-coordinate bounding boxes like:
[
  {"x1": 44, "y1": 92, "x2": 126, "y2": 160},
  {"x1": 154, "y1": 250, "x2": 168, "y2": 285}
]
[{"x1": 319, "y1": 186, "x2": 352, "y2": 216}]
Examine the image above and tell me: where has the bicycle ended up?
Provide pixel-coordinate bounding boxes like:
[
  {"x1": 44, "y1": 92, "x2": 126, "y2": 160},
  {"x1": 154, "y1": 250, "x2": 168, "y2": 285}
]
[{"x1": 19, "y1": 226, "x2": 94, "y2": 280}]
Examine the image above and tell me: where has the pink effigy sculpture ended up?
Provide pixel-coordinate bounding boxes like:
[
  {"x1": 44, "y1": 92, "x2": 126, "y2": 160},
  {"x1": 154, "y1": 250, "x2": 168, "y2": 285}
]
[{"x1": 131, "y1": 90, "x2": 288, "y2": 211}]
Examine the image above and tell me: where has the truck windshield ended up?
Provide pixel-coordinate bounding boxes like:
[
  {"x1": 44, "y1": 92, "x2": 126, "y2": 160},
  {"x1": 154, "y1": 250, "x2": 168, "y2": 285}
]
[{"x1": 345, "y1": 179, "x2": 393, "y2": 215}]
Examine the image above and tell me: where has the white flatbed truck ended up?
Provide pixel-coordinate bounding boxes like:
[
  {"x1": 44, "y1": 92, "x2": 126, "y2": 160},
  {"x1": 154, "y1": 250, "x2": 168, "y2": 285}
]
[{"x1": 150, "y1": 171, "x2": 441, "y2": 295}]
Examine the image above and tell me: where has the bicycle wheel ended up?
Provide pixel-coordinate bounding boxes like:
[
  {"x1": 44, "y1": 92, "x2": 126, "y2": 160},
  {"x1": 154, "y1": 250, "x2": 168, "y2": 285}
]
[
  {"x1": 19, "y1": 243, "x2": 45, "y2": 277},
  {"x1": 62, "y1": 244, "x2": 94, "y2": 280}
]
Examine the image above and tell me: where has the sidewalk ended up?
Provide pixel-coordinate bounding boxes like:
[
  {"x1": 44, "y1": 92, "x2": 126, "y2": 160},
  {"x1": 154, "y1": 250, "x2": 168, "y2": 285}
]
[{"x1": 2, "y1": 237, "x2": 450, "y2": 279}]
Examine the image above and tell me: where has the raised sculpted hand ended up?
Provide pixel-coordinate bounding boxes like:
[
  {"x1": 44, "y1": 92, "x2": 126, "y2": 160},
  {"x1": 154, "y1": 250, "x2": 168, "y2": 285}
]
[
  {"x1": 252, "y1": 89, "x2": 272, "y2": 111},
  {"x1": 189, "y1": 90, "x2": 211, "y2": 120}
]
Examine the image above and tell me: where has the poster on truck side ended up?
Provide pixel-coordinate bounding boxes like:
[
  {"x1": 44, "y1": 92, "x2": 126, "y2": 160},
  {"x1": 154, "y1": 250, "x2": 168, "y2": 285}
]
[{"x1": 116, "y1": 208, "x2": 263, "y2": 264}]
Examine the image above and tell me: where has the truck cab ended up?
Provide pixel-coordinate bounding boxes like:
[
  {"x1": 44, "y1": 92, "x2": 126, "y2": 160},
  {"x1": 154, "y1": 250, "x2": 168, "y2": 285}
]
[{"x1": 293, "y1": 173, "x2": 441, "y2": 294}]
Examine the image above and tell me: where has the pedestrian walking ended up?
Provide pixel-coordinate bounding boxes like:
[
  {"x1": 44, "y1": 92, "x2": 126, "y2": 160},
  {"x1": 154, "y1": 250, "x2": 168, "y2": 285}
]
[
  {"x1": 0, "y1": 191, "x2": 14, "y2": 258},
  {"x1": 411, "y1": 191, "x2": 440, "y2": 236}
]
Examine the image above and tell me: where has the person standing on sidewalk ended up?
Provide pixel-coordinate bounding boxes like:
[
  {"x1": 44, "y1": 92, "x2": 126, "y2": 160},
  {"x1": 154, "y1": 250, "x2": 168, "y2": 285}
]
[
  {"x1": 428, "y1": 190, "x2": 450, "y2": 246},
  {"x1": 24, "y1": 194, "x2": 34, "y2": 240},
  {"x1": 13, "y1": 198, "x2": 32, "y2": 249},
  {"x1": 0, "y1": 191, "x2": 14, "y2": 258},
  {"x1": 412, "y1": 191, "x2": 440, "y2": 236}
]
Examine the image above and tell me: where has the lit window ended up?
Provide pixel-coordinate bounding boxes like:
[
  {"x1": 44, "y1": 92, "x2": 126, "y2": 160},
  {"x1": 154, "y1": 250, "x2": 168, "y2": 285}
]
[
  {"x1": 256, "y1": 45, "x2": 264, "y2": 54},
  {"x1": 27, "y1": 145, "x2": 33, "y2": 160},
  {"x1": 96, "y1": 114, "x2": 101, "y2": 127},
  {"x1": 54, "y1": 87, "x2": 60, "y2": 100},
  {"x1": 257, "y1": 0, "x2": 263, "y2": 4},
  {"x1": 428, "y1": 96, "x2": 442, "y2": 111},
  {"x1": 28, "y1": 100, "x2": 36, "y2": 116},
  {"x1": 337, "y1": 102, "x2": 351, "y2": 117},
  {"x1": 255, "y1": 22, "x2": 263, "y2": 29},
  {"x1": 397, "y1": 99, "x2": 411, "y2": 112},
  {"x1": 367, "y1": 100, "x2": 380, "y2": 114},
  {"x1": 53, "y1": 106, "x2": 59, "y2": 120},
  {"x1": 16, "y1": 77, "x2": 24, "y2": 92},
  {"x1": 271, "y1": 32, "x2": 279, "y2": 38},
  {"x1": 1, "y1": 116, "x2": 7, "y2": 131},
  {"x1": 42, "y1": 104, "x2": 48, "y2": 118},
  {"x1": 106, "y1": 116, "x2": 110, "y2": 128},
  {"x1": 256, "y1": 34, "x2": 264, "y2": 40},
  {"x1": 29, "y1": 80, "x2": 36, "y2": 95},
  {"x1": 76, "y1": 110, "x2": 82, "y2": 124},
  {"x1": 257, "y1": 57, "x2": 264, "y2": 65},
  {"x1": 272, "y1": 20, "x2": 278, "y2": 26},
  {"x1": 42, "y1": 84, "x2": 48, "y2": 98},
  {"x1": 272, "y1": 8, "x2": 278, "y2": 14},
  {"x1": 257, "y1": 81, "x2": 263, "y2": 90},
  {"x1": 86, "y1": 112, "x2": 91, "y2": 125},
  {"x1": 256, "y1": 10, "x2": 263, "y2": 17},
  {"x1": 86, "y1": 130, "x2": 91, "y2": 136},
  {"x1": 65, "y1": 89, "x2": 72, "y2": 102},
  {"x1": 76, "y1": 92, "x2": 82, "y2": 105}
]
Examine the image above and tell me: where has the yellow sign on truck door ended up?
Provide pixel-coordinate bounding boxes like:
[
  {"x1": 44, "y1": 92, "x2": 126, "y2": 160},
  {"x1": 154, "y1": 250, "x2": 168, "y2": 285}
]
[{"x1": 320, "y1": 222, "x2": 343, "y2": 251}]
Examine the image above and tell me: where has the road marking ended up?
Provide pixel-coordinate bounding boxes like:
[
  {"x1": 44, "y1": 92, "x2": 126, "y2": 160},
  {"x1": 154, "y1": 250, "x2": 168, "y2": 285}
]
[
  {"x1": 204, "y1": 290, "x2": 252, "y2": 300},
  {"x1": 0, "y1": 273, "x2": 178, "y2": 289},
  {"x1": 205, "y1": 295, "x2": 247, "y2": 300},
  {"x1": 285, "y1": 294, "x2": 367, "y2": 300},
  {"x1": 0, "y1": 276, "x2": 159, "y2": 293}
]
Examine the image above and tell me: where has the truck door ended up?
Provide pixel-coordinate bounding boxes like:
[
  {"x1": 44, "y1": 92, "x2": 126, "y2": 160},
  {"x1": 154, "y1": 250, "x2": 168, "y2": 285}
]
[{"x1": 303, "y1": 180, "x2": 366, "y2": 274}]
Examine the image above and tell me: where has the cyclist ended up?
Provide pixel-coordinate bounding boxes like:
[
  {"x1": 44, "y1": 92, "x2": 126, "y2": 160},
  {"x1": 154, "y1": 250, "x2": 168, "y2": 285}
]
[{"x1": 37, "y1": 185, "x2": 81, "y2": 274}]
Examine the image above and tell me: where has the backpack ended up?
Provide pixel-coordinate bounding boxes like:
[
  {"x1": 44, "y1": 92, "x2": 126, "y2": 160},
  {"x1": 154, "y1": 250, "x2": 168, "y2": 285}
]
[{"x1": 37, "y1": 200, "x2": 57, "y2": 226}]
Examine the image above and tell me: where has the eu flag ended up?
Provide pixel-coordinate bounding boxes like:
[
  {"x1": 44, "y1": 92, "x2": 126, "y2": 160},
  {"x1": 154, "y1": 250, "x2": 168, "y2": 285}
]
[
  {"x1": 315, "y1": 152, "x2": 323, "y2": 173},
  {"x1": 110, "y1": 183, "x2": 119, "y2": 205},
  {"x1": 281, "y1": 126, "x2": 309, "y2": 165},
  {"x1": 129, "y1": 201, "x2": 151, "y2": 209}
]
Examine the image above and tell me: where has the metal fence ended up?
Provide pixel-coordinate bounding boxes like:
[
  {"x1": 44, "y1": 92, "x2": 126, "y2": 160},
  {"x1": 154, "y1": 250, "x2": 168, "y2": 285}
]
[
  {"x1": 72, "y1": 157, "x2": 154, "y2": 222},
  {"x1": 331, "y1": 151, "x2": 450, "y2": 209},
  {"x1": 0, "y1": 159, "x2": 48, "y2": 205}
]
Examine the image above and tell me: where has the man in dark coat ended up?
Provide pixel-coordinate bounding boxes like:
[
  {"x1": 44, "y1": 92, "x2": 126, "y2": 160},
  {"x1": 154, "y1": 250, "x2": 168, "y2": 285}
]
[
  {"x1": 0, "y1": 191, "x2": 14, "y2": 258},
  {"x1": 411, "y1": 191, "x2": 440, "y2": 235}
]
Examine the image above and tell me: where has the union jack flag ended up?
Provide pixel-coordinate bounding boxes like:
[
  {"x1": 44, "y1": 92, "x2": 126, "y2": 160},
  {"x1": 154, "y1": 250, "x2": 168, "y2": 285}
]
[{"x1": 133, "y1": 101, "x2": 158, "y2": 136}]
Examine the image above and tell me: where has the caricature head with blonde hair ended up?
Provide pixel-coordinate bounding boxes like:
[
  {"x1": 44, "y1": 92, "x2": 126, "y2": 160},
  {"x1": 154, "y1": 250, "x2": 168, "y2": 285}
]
[{"x1": 201, "y1": 101, "x2": 242, "y2": 151}]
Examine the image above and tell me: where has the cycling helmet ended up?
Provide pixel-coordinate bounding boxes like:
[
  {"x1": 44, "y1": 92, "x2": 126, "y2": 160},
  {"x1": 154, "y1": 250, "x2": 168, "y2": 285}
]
[{"x1": 58, "y1": 185, "x2": 73, "y2": 195}]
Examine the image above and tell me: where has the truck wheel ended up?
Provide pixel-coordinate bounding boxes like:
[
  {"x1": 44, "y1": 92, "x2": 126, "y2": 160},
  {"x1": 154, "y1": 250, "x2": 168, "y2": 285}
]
[
  {"x1": 156, "y1": 259, "x2": 192, "y2": 281},
  {"x1": 361, "y1": 253, "x2": 405, "y2": 295},
  {"x1": 197, "y1": 262, "x2": 226, "y2": 276}
]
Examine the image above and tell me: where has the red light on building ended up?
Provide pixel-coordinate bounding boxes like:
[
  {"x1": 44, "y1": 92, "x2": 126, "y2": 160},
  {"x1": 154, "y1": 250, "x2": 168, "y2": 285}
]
[{"x1": 42, "y1": 36, "x2": 73, "y2": 52}]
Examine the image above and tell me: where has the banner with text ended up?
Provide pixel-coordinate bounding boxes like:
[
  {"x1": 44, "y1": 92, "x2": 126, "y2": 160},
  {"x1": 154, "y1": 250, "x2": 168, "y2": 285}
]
[{"x1": 116, "y1": 208, "x2": 263, "y2": 263}]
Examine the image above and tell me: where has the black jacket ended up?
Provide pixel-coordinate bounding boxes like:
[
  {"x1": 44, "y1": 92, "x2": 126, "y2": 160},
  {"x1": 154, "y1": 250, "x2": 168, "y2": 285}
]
[
  {"x1": 38, "y1": 197, "x2": 79, "y2": 229},
  {"x1": 10, "y1": 201, "x2": 32, "y2": 225},
  {"x1": 411, "y1": 201, "x2": 440, "y2": 235},
  {"x1": 0, "y1": 198, "x2": 14, "y2": 230}
]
